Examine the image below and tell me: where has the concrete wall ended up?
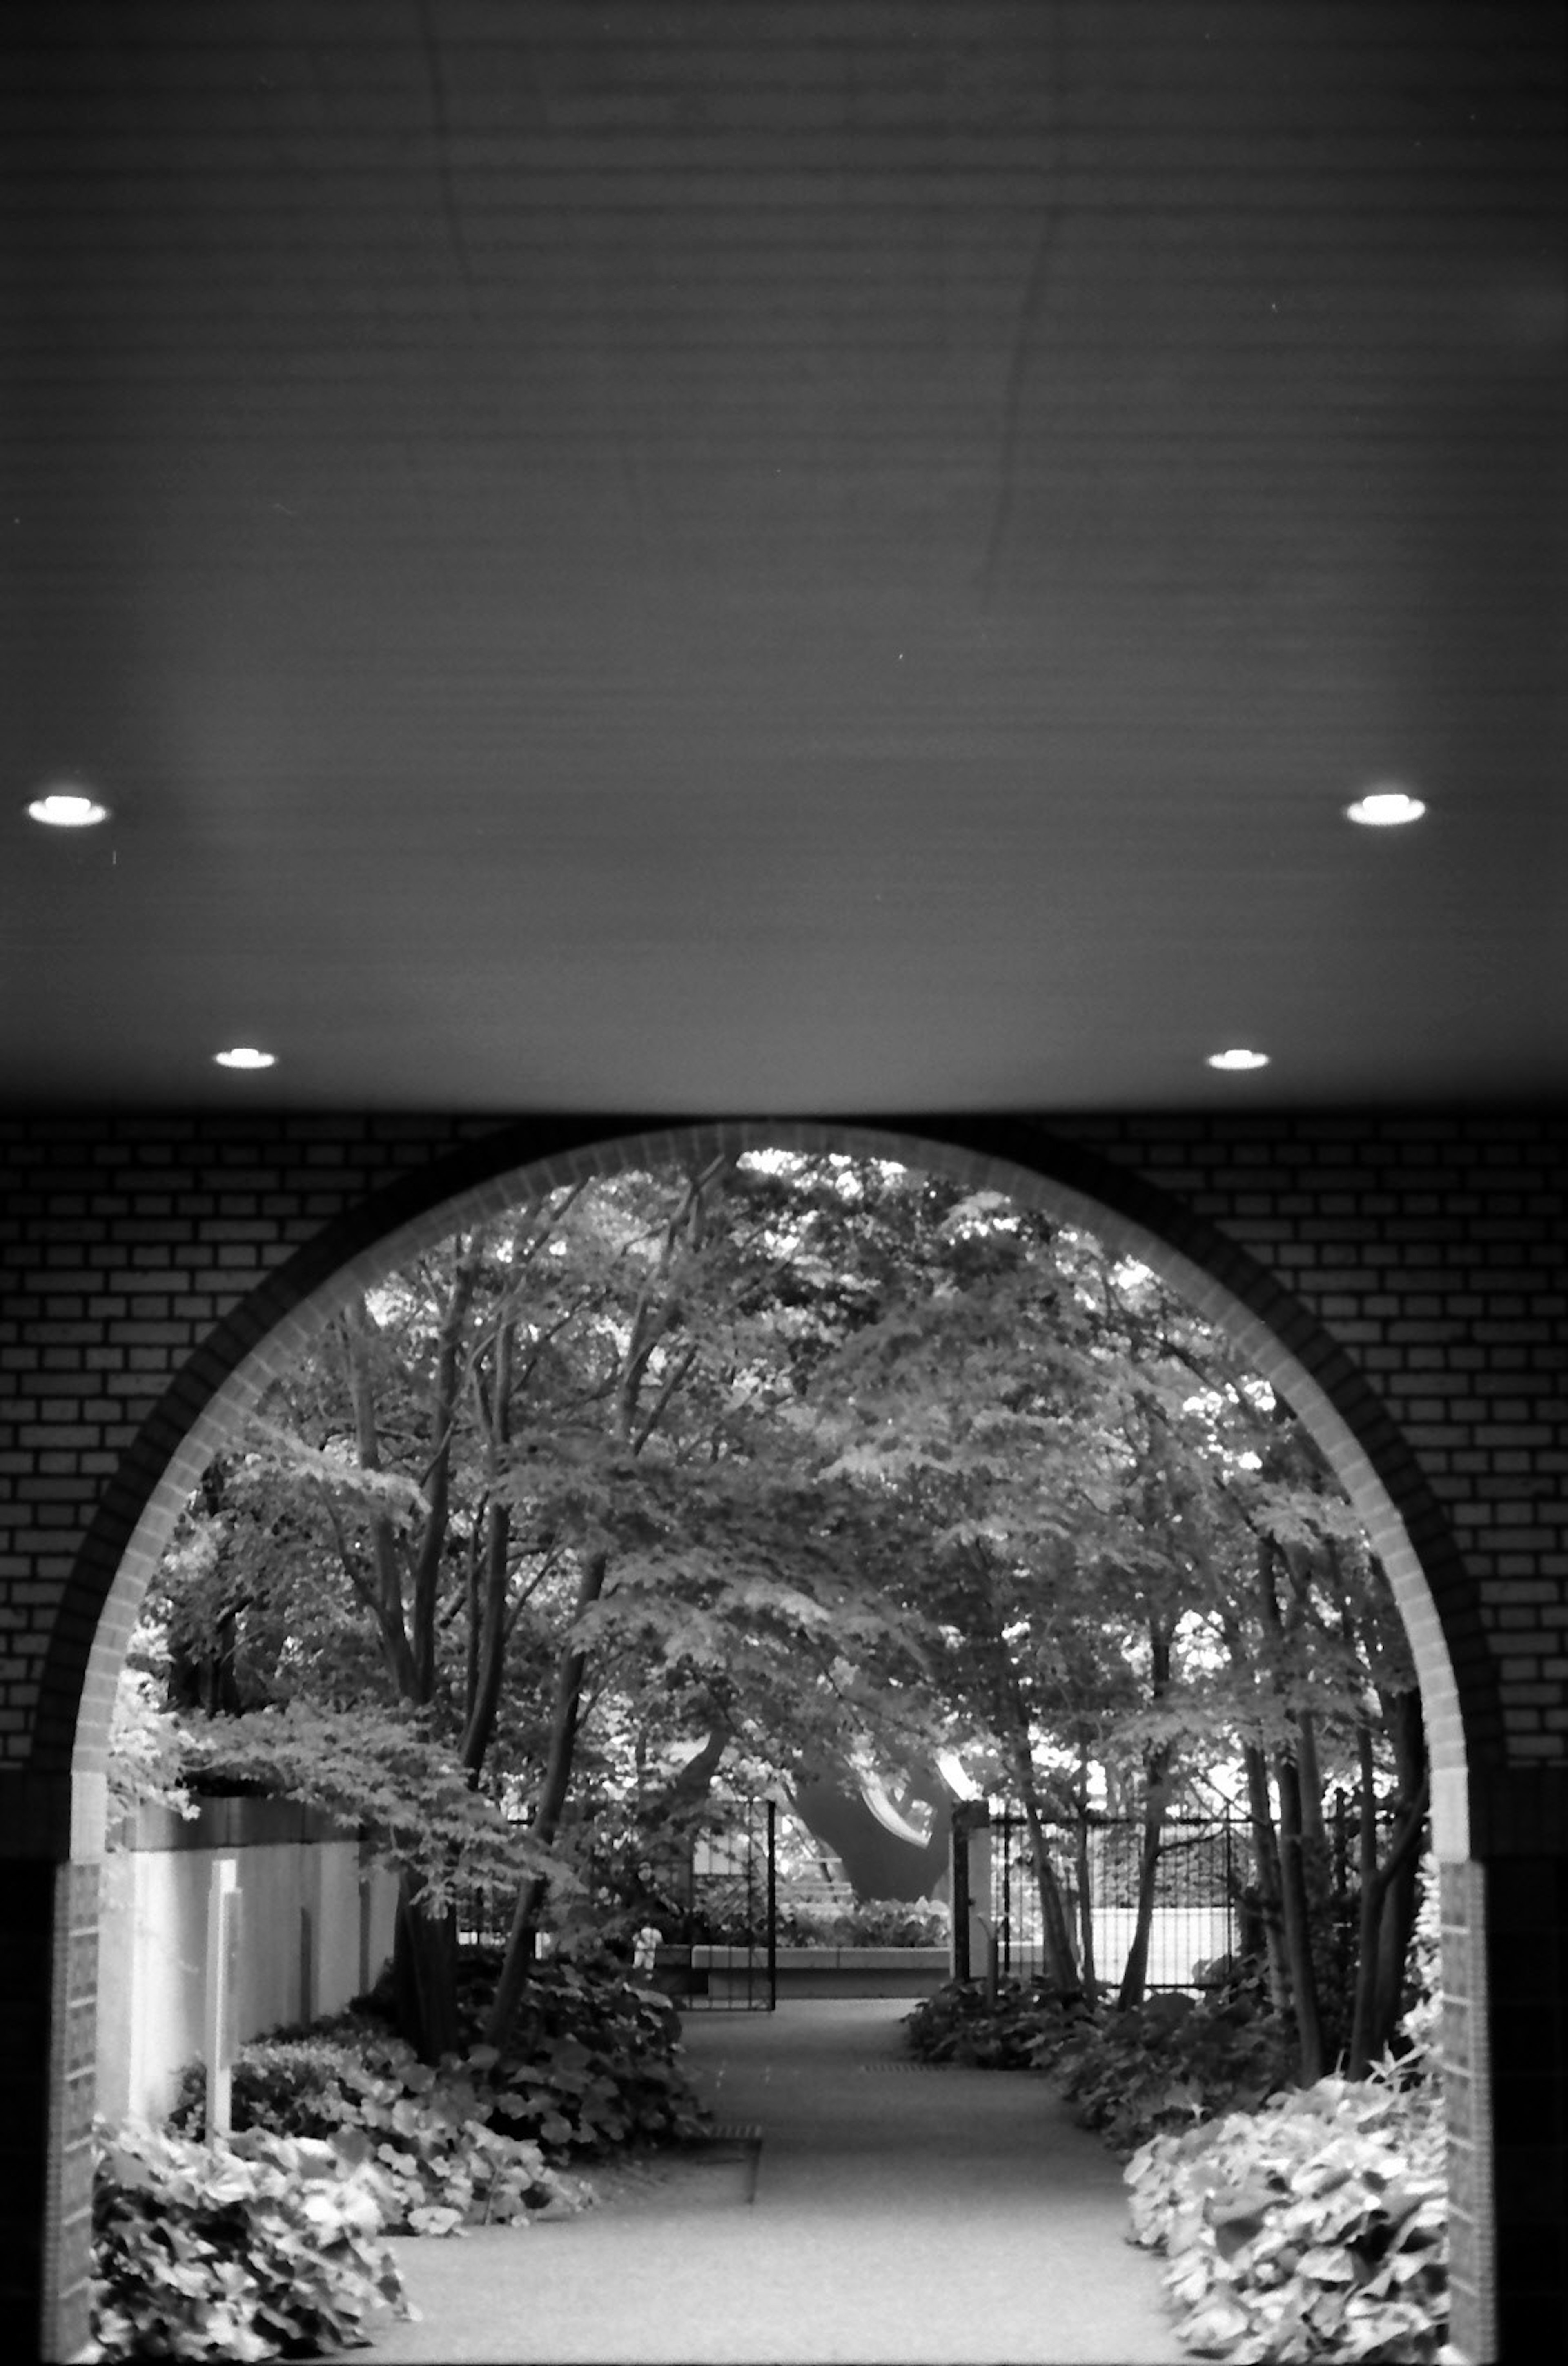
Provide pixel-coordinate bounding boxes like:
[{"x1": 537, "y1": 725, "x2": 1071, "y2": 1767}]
[{"x1": 95, "y1": 1799, "x2": 398, "y2": 2128}]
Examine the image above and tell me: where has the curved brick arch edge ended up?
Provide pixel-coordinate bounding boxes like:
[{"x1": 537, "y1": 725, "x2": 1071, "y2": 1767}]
[{"x1": 57, "y1": 1113, "x2": 1479, "y2": 1852}]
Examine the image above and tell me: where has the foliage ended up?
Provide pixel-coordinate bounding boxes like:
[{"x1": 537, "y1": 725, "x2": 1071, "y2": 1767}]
[
  {"x1": 1055, "y1": 1992, "x2": 1296, "y2": 2158},
  {"x1": 472, "y1": 1954, "x2": 711, "y2": 2154},
  {"x1": 179, "y1": 1697, "x2": 566, "y2": 1911},
  {"x1": 1401, "y1": 1882, "x2": 1441, "y2": 2054},
  {"x1": 89, "y1": 2116, "x2": 408, "y2": 2361},
  {"x1": 170, "y1": 1953, "x2": 706, "y2": 2219},
  {"x1": 798, "y1": 1186, "x2": 1427, "y2": 2052},
  {"x1": 904, "y1": 1976, "x2": 1086, "y2": 2069},
  {"x1": 773, "y1": 1895, "x2": 948, "y2": 1948},
  {"x1": 145, "y1": 1161, "x2": 949, "y2": 2055},
  {"x1": 1125, "y1": 2052, "x2": 1448, "y2": 2362},
  {"x1": 169, "y1": 2036, "x2": 361, "y2": 2142},
  {"x1": 167, "y1": 2029, "x2": 582, "y2": 2239},
  {"x1": 904, "y1": 1977, "x2": 1294, "y2": 2153},
  {"x1": 322, "y1": 2045, "x2": 587, "y2": 2236},
  {"x1": 107, "y1": 1658, "x2": 197, "y2": 1839},
  {"x1": 138, "y1": 1152, "x2": 1428, "y2": 2075}
]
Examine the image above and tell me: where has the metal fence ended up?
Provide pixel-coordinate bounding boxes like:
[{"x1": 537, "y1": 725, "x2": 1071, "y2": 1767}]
[
  {"x1": 457, "y1": 1798, "x2": 1270, "y2": 2005},
  {"x1": 458, "y1": 1798, "x2": 778, "y2": 2008},
  {"x1": 994, "y1": 1809, "x2": 1246, "y2": 1995}
]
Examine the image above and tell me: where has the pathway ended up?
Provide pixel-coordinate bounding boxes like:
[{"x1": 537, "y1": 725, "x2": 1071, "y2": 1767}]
[{"x1": 365, "y1": 1998, "x2": 1185, "y2": 2364}]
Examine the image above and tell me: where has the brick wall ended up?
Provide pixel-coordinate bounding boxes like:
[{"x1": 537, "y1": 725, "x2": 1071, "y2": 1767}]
[{"x1": 2, "y1": 1103, "x2": 1566, "y2": 2359}]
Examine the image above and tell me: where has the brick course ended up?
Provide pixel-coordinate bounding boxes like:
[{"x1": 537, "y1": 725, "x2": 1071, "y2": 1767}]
[{"x1": 1, "y1": 1103, "x2": 1566, "y2": 2359}]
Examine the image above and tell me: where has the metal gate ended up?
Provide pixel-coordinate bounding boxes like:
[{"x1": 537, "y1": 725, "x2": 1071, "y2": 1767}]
[
  {"x1": 995, "y1": 1809, "x2": 1244, "y2": 1995},
  {"x1": 460, "y1": 1797, "x2": 777, "y2": 2008},
  {"x1": 667, "y1": 1798, "x2": 780, "y2": 2006}
]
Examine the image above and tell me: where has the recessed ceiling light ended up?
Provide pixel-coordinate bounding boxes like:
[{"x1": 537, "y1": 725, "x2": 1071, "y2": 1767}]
[
  {"x1": 1206, "y1": 1047, "x2": 1271, "y2": 1072},
  {"x1": 27, "y1": 788, "x2": 111, "y2": 828},
  {"x1": 1346, "y1": 787, "x2": 1426, "y2": 827},
  {"x1": 214, "y1": 1047, "x2": 277, "y2": 1071}
]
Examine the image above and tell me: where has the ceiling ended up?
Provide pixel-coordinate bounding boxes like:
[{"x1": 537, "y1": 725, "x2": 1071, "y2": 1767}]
[{"x1": 4, "y1": 2, "x2": 1564, "y2": 1114}]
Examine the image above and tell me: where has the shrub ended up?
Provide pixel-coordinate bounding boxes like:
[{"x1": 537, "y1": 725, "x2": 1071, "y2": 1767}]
[
  {"x1": 1054, "y1": 1991, "x2": 1295, "y2": 2158},
  {"x1": 773, "y1": 1896, "x2": 948, "y2": 1948},
  {"x1": 323, "y1": 2042, "x2": 586, "y2": 2235},
  {"x1": 474, "y1": 1954, "x2": 711, "y2": 2155},
  {"x1": 90, "y1": 2118, "x2": 407, "y2": 2361},
  {"x1": 904, "y1": 1976, "x2": 1085, "y2": 2067},
  {"x1": 167, "y1": 1952, "x2": 707, "y2": 2235},
  {"x1": 169, "y1": 2036, "x2": 363, "y2": 2143},
  {"x1": 844, "y1": 1897, "x2": 948, "y2": 1947},
  {"x1": 904, "y1": 1977, "x2": 1296, "y2": 2155},
  {"x1": 1125, "y1": 2054, "x2": 1448, "y2": 2362},
  {"x1": 169, "y1": 2030, "x2": 586, "y2": 2235}
]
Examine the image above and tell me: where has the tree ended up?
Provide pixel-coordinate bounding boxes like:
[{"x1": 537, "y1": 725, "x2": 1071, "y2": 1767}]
[
  {"x1": 796, "y1": 1186, "x2": 1428, "y2": 2075},
  {"x1": 143, "y1": 1158, "x2": 929, "y2": 2056},
  {"x1": 801, "y1": 1198, "x2": 1185, "y2": 1995},
  {"x1": 140, "y1": 1152, "x2": 1429, "y2": 2079},
  {"x1": 107, "y1": 1649, "x2": 196, "y2": 1838}
]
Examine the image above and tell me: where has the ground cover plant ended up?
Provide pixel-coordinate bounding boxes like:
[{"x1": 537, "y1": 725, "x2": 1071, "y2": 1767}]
[
  {"x1": 169, "y1": 2030, "x2": 585, "y2": 2237},
  {"x1": 903, "y1": 1974, "x2": 1085, "y2": 2068},
  {"x1": 904, "y1": 1976, "x2": 1293, "y2": 2148},
  {"x1": 165, "y1": 1953, "x2": 706, "y2": 2237},
  {"x1": 1125, "y1": 2052, "x2": 1448, "y2": 2363},
  {"x1": 89, "y1": 2118, "x2": 408, "y2": 2361},
  {"x1": 463, "y1": 1950, "x2": 711, "y2": 2154},
  {"x1": 1051, "y1": 1989, "x2": 1296, "y2": 2159}
]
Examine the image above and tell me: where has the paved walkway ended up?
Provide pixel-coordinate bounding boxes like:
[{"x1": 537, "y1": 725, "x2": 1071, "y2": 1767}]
[{"x1": 366, "y1": 1999, "x2": 1185, "y2": 2364}]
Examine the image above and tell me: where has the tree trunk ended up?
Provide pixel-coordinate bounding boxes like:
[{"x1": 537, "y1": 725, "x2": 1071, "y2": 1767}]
[
  {"x1": 1295, "y1": 1709, "x2": 1326, "y2": 1847},
  {"x1": 1275, "y1": 1750, "x2": 1327, "y2": 2083},
  {"x1": 1243, "y1": 1743, "x2": 1291, "y2": 2010},
  {"x1": 1249, "y1": 1539, "x2": 1324, "y2": 2073},
  {"x1": 1118, "y1": 1622, "x2": 1173, "y2": 2011},
  {"x1": 1348, "y1": 1767, "x2": 1431, "y2": 2072},
  {"x1": 1074, "y1": 1813, "x2": 1098, "y2": 2003},
  {"x1": 461, "y1": 1301, "x2": 515, "y2": 1776},
  {"x1": 1374, "y1": 1689, "x2": 1429, "y2": 2054},
  {"x1": 409, "y1": 1250, "x2": 479, "y2": 1696},
  {"x1": 1008, "y1": 1754, "x2": 1079, "y2": 1992},
  {"x1": 1074, "y1": 1751, "x2": 1099, "y2": 2005},
  {"x1": 460, "y1": 1495, "x2": 513, "y2": 1777},
  {"x1": 391, "y1": 1878, "x2": 461, "y2": 2062},
  {"x1": 1347, "y1": 1722, "x2": 1383, "y2": 2074},
  {"x1": 1345, "y1": 1682, "x2": 1429, "y2": 2073},
  {"x1": 485, "y1": 1550, "x2": 610, "y2": 2047},
  {"x1": 342, "y1": 1297, "x2": 421, "y2": 1699},
  {"x1": 644, "y1": 1718, "x2": 729, "y2": 1831},
  {"x1": 1117, "y1": 1781, "x2": 1167, "y2": 2010},
  {"x1": 988, "y1": 1610, "x2": 1078, "y2": 1992}
]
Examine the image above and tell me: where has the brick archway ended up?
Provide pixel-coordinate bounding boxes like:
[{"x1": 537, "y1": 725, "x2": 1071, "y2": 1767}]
[
  {"x1": 14, "y1": 1106, "x2": 1558, "y2": 2359},
  {"x1": 60, "y1": 1116, "x2": 1479, "y2": 1852}
]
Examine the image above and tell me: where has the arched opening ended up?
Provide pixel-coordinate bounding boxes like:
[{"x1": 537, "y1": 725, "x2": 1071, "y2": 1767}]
[{"x1": 50, "y1": 1118, "x2": 1492, "y2": 2359}]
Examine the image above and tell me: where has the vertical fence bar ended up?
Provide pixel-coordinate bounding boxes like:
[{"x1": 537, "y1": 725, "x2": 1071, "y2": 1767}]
[
  {"x1": 1332, "y1": 1787, "x2": 1350, "y2": 2010},
  {"x1": 995, "y1": 1807, "x2": 1265, "y2": 1997},
  {"x1": 951, "y1": 1804, "x2": 972, "y2": 1982},
  {"x1": 766, "y1": 1797, "x2": 777, "y2": 2012}
]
